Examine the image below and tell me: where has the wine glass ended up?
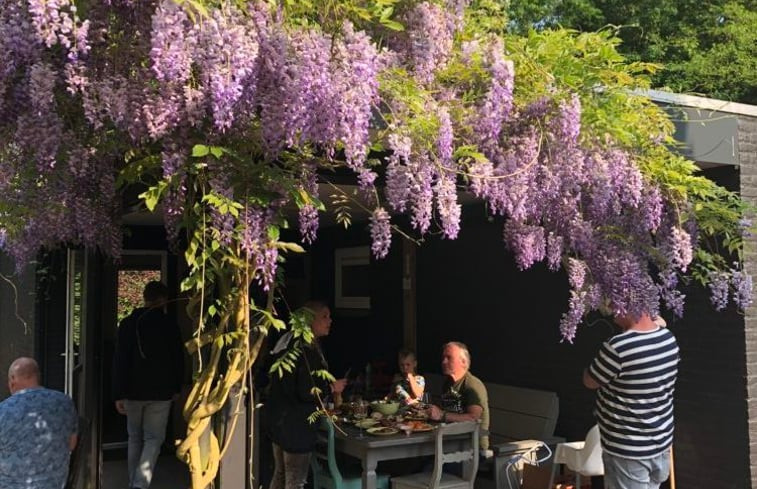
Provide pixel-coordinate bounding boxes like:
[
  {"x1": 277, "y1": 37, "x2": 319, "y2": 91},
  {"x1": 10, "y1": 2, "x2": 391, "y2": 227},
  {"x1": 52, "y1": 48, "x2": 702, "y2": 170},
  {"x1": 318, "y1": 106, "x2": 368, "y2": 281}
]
[
  {"x1": 417, "y1": 392, "x2": 430, "y2": 411},
  {"x1": 353, "y1": 401, "x2": 368, "y2": 438}
]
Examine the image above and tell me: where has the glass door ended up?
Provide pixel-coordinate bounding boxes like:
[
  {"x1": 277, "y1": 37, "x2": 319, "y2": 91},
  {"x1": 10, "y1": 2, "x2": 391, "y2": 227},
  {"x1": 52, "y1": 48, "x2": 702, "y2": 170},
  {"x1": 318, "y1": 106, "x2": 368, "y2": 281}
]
[{"x1": 65, "y1": 249, "x2": 85, "y2": 402}]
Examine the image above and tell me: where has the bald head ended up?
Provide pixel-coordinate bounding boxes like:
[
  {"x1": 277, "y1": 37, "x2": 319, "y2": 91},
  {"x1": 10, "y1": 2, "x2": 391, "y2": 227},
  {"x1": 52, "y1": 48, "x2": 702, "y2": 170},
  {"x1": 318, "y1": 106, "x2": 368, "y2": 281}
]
[{"x1": 8, "y1": 357, "x2": 40, "y2": 393}]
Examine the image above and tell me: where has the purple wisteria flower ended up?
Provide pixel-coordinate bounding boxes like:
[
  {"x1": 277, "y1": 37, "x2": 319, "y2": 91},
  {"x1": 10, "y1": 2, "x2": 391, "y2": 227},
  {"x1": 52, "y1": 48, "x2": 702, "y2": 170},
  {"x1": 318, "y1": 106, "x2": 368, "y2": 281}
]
[
  {"x1": 369, "y1": 208, "x2": 392, "y2": 259},
  {"x1": 709, "y1": 272, "x2": 730, "y2": 311},
  {"x1": 402, "y1": 2, "x2": 456, "y2": 83},
  {"x1": 731, "y1": 269, "x2": 753, "y2": 310},
  {"x1": 475, "y1": 40, "x2": 514, "y2": 145},
  {"x1": 434, "y1": 172, "x2": 461, "y2": 239},
  {"x1": 150, "y1": 0, "x2": 194, "y2": 83}
]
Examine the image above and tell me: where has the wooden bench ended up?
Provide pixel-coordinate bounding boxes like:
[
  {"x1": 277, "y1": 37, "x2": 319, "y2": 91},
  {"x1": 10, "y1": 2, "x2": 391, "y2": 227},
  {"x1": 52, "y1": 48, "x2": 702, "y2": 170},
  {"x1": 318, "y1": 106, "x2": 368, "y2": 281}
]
[{"x1": 425, "y1": 373, "x2": 565, "y2": 489}]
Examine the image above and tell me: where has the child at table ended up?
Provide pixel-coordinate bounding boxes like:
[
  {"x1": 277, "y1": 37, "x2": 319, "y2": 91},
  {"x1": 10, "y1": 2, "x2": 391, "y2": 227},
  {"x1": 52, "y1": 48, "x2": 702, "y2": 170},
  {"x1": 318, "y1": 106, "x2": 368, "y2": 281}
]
[{"x1": 391, "y1": 349, "x2": 425, "y2": 405}]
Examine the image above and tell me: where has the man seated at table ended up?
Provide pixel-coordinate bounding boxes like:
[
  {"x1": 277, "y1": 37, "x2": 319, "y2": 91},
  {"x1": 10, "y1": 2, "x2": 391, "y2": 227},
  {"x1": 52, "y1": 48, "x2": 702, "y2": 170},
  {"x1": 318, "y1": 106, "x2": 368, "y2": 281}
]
[{"x1": 427, "y1": 341, "x2": 490, "y2": 451}]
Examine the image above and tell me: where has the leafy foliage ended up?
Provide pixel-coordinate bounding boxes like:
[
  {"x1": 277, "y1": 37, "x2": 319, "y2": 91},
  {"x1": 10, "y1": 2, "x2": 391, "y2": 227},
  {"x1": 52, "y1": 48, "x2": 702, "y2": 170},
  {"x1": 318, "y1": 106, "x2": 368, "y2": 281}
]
[
  {"x1": 0, "y1": 0, "x2": 753, "y2": 486},
  {"x1": 507, "y1": 0, "x2": 757, "y2": 103}
]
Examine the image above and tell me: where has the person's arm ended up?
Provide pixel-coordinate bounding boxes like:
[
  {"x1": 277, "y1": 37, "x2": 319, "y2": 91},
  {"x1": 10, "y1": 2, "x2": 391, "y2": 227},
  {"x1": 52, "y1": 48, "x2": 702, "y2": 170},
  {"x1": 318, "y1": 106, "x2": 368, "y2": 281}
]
[
  {"x1": 296, "y1": 347, "x2": 330, "y2": 402},
  {"x1": 428, "y1": 403, "x2": 482, "y2": 422},
  {"x1": 583, "y1": 369, "x2": 600, "y2": 389},
  {"x1": 585, "y1": 341, "x2": 621, "y2": 390},
  {"x1": 406, "y1": 374, "x2": 424, "y2": 400},
  {"x1": 67, "y1": 400, "x2": 79, "y2": 451}
]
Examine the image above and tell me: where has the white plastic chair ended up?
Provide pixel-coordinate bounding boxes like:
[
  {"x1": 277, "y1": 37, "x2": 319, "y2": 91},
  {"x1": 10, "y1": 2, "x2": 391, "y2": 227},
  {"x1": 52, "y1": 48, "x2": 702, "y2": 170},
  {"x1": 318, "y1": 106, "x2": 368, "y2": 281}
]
[
  {"x1": 391, "y1": 420, "x2": 480, "y2": 489},
  {"x1": 547, "y1": 425, "x2": 603, "y2": 489}
]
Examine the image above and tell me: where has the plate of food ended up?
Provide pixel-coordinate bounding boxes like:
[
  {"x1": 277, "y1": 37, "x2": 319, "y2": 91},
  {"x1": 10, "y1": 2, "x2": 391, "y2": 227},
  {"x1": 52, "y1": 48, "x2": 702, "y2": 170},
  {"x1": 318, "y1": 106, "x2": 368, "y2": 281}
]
[
  {"x1": 404, "y1": 411, "x2": 428, "y2": 421},
  {"x1": 355, "y1": 418, "x2": 379, "y2": 429},
  {"x1": 408, "y1": 421, "x2": 434, "y2": 432},
  {"x1": 366, "y1": 426, "x2": 400, "y2": 436}
]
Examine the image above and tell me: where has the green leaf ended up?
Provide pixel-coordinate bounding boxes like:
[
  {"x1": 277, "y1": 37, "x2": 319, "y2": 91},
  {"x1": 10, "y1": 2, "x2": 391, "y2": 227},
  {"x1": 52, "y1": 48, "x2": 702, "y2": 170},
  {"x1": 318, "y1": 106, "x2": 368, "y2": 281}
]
[
  {"x1": 138, "y1": 181, "x2": 169, "y2": 212},
  {"x1": 381, "y1": 19, "x2": 404, "y2": 31},
  {"x1": 192, "y1": 145, "x2": 210, "y2": 157},
  {"x1": 278, "y1": 242, "x2": 305, "y2": 253}
]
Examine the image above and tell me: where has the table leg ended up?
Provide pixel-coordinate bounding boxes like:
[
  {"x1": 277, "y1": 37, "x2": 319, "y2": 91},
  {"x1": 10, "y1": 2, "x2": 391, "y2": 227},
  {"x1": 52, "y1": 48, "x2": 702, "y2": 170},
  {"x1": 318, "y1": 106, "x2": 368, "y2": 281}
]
[
  {"x1": 362, "y1": 454, "x2": 379, "y2": 489},
  {"x1": 493, "y1": 456, "x2": 506, "y2": 489}
]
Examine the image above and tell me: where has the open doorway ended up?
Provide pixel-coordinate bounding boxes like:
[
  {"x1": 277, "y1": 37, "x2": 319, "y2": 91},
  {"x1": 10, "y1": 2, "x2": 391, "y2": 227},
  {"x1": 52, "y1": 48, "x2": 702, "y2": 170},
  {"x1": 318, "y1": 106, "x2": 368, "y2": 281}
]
[
  {"x1": 100, "y1": 250, "x2": 189, "y2": 488},
  {"x1": 101, "y1": 251, "x2": 166, "y2": 453}
]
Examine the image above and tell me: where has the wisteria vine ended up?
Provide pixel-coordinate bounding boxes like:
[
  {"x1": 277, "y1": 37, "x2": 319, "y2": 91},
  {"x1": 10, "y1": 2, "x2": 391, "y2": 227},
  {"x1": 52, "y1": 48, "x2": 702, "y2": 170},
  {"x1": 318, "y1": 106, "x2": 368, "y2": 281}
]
[
  {"x1": 1, "y1": 0, "x2": 752, "y2": 334},
  {"x1": 0, "y1": 0, "x2": 753, "y2": 482}
]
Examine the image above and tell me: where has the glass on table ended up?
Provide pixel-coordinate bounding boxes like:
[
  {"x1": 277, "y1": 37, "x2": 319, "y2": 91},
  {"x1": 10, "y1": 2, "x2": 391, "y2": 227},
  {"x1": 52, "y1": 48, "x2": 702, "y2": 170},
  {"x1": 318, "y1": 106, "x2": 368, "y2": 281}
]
[{"x1": 352, "y1": 400, "x2": 369, "y2": 438}]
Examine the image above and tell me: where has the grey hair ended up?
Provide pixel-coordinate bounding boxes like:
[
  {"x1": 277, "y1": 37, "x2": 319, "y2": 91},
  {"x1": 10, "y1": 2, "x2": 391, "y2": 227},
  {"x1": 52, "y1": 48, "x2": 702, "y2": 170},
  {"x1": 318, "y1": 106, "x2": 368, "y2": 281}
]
[{"x1": 443, "y1": 341, "x2": 471, "y2": 369}]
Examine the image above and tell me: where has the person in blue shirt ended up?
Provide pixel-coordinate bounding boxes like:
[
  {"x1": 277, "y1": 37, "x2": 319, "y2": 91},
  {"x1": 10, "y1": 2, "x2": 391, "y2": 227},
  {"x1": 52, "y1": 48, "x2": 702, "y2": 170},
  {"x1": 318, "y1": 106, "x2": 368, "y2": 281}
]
[{"x1": 0, "y1": 357, "x2": 78, "y2": 489}]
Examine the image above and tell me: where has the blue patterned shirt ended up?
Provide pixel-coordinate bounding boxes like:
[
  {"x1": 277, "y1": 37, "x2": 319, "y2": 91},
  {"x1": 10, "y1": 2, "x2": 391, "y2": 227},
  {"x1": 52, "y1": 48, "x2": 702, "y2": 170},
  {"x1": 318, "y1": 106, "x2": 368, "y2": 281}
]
[{"x1": 0, "y1": 387, "x2": 78, "y2": 489}]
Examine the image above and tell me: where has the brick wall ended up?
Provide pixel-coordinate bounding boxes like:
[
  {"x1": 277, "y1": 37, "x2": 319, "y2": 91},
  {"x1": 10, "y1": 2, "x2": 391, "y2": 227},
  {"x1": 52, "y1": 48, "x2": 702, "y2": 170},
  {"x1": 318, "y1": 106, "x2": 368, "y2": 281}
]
[{"x1": 739, "y1": 114, "x2": 757, "y2": 489}]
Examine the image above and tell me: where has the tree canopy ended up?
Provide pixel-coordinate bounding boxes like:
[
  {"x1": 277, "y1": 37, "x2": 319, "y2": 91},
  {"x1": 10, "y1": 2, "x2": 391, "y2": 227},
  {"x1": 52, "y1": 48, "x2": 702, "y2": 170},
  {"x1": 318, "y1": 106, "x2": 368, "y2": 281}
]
[
  {"x1": 507, "y1": 0, "x2": 757, "y2": 103},
  {"x1": 0, "y1": 0, "x2": 752, "y2": 485}
]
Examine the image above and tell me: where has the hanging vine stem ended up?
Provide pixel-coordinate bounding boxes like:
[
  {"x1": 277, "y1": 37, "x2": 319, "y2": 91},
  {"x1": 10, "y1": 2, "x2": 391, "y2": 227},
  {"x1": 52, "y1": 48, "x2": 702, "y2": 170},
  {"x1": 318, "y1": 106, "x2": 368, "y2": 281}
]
[{"x1": 0, "y1": 271, "x2": 29, "y2": 334}]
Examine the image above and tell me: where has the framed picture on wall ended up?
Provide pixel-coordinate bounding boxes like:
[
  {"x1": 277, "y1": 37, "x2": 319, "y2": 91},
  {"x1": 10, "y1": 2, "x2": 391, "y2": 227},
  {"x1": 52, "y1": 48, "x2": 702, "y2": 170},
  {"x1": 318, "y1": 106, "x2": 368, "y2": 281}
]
[{"x1": 335, "y1": 246, "x2": 371, "y2": 309}]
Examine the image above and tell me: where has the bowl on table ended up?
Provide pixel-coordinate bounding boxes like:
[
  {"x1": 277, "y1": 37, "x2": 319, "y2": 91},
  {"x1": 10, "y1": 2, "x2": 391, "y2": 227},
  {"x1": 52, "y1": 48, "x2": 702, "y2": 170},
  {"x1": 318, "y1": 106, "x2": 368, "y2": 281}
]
[{"x1": 370, "y1": 400, "x2": 400, "y2": 416}]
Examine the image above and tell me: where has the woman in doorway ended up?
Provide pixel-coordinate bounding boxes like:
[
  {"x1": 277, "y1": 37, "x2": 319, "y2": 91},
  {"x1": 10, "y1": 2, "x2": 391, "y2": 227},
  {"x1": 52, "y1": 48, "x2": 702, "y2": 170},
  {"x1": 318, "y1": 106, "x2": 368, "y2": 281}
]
[
  {"x1": 265, "y1": 300, "x2": 346, "y2": 489},
  {"x1": 391, "y1": 349, "x2": 425, "y2": 405}
]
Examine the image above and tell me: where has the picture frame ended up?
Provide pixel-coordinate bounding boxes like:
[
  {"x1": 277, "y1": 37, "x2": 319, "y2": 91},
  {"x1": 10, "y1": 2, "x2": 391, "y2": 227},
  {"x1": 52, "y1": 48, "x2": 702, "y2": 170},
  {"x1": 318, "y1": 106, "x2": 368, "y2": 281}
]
[{"x1": 334, "y1": 246, "x2": 371, "y2": 309}]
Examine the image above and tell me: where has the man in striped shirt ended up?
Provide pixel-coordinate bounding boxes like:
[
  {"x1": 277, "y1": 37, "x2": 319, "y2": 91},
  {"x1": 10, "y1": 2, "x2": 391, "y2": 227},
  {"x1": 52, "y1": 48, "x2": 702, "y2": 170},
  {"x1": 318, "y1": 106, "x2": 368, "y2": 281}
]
[{"x1": 583, "y1": 313, "x2": 679, "y2": 489}]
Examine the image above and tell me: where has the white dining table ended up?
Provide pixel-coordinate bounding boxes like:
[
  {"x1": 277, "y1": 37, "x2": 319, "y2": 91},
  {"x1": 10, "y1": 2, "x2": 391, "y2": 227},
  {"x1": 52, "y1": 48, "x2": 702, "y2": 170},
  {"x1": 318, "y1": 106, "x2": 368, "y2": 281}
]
[{"x1": 332, "y1": 423, "x2": 474, "y2": 489}]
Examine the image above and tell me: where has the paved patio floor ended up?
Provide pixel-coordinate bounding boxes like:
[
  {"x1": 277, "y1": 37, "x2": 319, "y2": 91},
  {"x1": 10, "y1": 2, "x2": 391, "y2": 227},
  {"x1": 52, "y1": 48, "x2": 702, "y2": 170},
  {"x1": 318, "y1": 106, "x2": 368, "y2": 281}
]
[
  {"x1": 100, "y1": 456, "x2": 511, "y2": 489},
  {"x1": 102, "y1": 455, "x2": 191, "y2": 489}
]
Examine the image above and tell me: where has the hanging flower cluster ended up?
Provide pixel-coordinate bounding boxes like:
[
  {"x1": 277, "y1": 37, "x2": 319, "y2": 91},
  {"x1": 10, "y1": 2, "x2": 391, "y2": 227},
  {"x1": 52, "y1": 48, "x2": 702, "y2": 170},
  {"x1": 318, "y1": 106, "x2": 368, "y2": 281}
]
[{"x1": 0, "y1": 0, "x2": 752, "y2": 341}]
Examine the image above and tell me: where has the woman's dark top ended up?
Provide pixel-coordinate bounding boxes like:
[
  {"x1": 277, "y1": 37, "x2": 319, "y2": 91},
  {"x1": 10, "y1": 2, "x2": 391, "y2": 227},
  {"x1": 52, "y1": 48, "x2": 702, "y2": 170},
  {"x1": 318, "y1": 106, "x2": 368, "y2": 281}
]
[{"x1": 265, "y1": 341, "x2": 330, "y2": 453}]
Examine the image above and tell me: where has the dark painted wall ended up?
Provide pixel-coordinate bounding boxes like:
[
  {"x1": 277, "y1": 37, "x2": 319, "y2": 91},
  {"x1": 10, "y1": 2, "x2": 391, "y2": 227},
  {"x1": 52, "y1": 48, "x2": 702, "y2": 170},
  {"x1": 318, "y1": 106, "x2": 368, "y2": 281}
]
[
  {"x1": 415, "y1": 204, "x2": 604, "y2": 441},
  {"x1": 0, "y1": 255, "x2": 38, "y2": 398},
  {"x1": 410, "y1": 165, "x2": 750, "y2": 489},
  {"x1": 308, "y1": 223, "x2": 404, "y2": 385}
]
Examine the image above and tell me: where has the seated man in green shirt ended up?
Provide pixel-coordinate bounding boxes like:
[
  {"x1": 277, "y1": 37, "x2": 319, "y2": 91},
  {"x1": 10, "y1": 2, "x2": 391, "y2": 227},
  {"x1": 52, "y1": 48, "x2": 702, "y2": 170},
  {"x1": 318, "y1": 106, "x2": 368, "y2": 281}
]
[{"x1": 427, "y1": 341, "x2": 490, "y2": 451}]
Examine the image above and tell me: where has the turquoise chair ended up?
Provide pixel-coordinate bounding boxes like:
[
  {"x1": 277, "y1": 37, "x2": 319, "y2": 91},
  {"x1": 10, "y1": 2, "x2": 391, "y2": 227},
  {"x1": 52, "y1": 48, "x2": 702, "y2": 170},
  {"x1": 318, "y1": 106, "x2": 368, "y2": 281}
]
[{"x1": 311, "y1": 418, "x2": 390, "y2": 489}]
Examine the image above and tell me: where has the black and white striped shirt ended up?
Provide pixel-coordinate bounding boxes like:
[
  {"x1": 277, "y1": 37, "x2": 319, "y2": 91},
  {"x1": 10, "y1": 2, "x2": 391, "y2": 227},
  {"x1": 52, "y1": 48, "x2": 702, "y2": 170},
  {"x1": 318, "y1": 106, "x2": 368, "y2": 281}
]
[{"x1": 588, "y1": 326, "x2": 679, "y2": 459}]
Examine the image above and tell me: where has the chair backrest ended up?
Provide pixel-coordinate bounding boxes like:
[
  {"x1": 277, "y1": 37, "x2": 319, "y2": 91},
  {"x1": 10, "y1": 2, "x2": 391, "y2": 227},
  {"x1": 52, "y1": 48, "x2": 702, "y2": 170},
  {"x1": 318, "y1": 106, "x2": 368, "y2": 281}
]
[
  {"x1": 423, "y1": 373, "x2": 561, "y2": 444},
  {"x1": 576, "y1": 425, "x2": 603, "y2": 476},
  {"x1": 312, "y1": 417, "x2": 344, "y2": 487},
  {"x1": 486, "y1": 383, "x2": 559, "y2": 442},
  {"x1": 429, "y1": 421, "x2": 480, "y2": 489}
]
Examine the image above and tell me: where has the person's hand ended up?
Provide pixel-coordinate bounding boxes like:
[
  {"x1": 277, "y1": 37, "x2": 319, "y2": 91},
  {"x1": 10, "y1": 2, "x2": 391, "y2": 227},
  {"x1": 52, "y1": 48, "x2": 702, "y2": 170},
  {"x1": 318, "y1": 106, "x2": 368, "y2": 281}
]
[
  {"x1": 115, "y1": 399, "x2": 127, "y2": 415},
  {"x1": 405, "y1": 371, "x2": 414, "y2": 381},
  {"x1": 331, "y1": 378, "x2": 348, "y2": 394},
  {"x1": 428, "y1": 404, "x2": 443, "y2": 421}
]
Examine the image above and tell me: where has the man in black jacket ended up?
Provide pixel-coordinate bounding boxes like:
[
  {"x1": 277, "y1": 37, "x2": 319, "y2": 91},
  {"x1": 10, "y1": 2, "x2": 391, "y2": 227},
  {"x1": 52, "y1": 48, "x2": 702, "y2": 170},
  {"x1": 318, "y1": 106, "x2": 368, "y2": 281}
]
[{"x1": 113, "y1": 281, "x2": 183, "y2": 489}]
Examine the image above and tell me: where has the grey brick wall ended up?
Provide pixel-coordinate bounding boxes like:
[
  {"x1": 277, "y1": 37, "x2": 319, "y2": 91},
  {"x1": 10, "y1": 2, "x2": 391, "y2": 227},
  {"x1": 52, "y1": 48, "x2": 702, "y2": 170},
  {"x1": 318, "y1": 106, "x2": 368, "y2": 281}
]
[{"x1": 740, "y1": 114, "x2": 757, "y2": 489}]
